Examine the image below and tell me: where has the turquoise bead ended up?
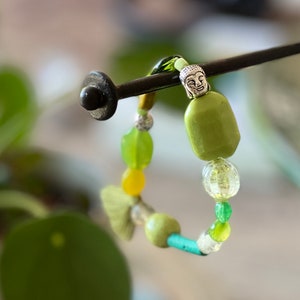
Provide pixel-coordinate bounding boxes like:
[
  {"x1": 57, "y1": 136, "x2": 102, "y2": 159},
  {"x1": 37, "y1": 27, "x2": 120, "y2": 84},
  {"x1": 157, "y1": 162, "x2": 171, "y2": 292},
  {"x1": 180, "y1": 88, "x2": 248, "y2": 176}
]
[
  {"x1": 215, "y1": 202, "x2": 232, "y2": 223},
  {"x1": 121, "y1": 127, "x2": 153, "y2": 169},
  {"x1": 167, "y1": 233, "x2": 202, "y2": 255}
]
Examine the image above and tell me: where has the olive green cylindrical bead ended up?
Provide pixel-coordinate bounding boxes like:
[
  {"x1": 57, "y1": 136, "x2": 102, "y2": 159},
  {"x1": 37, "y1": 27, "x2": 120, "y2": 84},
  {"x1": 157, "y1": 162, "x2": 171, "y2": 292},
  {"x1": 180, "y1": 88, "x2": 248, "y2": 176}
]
[
  {"x1": 184, "y1": 91, "x2": 240, "y2": 161},
  {"x1": 145, "y1": 213, "x2": 181, "y2": 248},
  {"x1": 121, "y1": 127, "x2": 153, "y2": 169}
]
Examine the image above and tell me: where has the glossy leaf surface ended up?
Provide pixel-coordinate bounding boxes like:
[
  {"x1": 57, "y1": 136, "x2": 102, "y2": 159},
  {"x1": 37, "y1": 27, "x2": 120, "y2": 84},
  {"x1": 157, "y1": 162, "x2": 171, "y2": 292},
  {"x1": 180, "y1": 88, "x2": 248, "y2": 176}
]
[{"x1": 0, "y1": 212, "x2": 131, "y2": 300}]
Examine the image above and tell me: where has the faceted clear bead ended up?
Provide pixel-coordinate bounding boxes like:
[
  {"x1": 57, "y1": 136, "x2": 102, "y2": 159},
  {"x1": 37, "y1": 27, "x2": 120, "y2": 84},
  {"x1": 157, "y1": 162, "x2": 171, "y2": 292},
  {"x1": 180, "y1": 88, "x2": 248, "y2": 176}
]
[
  {"x1": 196, "y1": 231, "x2": 223, "y2": 255},
  {"x1": 202, "y1": 158, "x2": 240, "y2": 201},
  {"x1": 215, "y1": 201, "x2": 232, "y2": 223},
  {"x1": 135, "y1": 112, "x2": 153, "y2": 131}
]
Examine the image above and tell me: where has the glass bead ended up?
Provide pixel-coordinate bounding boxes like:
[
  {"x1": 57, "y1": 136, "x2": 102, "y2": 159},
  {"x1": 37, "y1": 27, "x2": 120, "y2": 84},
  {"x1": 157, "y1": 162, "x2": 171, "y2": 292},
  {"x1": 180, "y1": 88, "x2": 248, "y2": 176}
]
[
  {"x1": 135, "y1": 112, "x2": 154, "y2": 131},
  {"x1": 208, "y1": 221, "x2": 231, "y2": 242},
  {"x1": 122, "y1": 168, "x2": 145, "y2": 196},
  {"x1": 202, "y1": 158, "x2": 240, "y2": 201},
  {"x1": 145, "y1": 213, "x2": 181, "y2": 248},
  {"x1": 184, "y1": 91, "x2": 240, "y2": 161},
  {"x1": 215, "y1": 201, "x2": 232, "y2": 223},
  {"x1": 121, "y1": 127, "x2": 153, "y2": 170},
  {"x1": 196, "y1": 231, "x2": 222, "y2": 255},
  {"x1": 131, "y1": 201, "x2": 155, "y2": 226}
]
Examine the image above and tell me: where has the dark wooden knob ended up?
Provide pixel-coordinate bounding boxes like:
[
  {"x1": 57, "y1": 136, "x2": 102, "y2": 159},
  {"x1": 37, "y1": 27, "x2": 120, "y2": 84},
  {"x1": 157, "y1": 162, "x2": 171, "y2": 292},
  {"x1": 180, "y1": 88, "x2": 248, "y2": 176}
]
[{"x1": 80, "y1": 71, "x2": 118, "y2": 120}]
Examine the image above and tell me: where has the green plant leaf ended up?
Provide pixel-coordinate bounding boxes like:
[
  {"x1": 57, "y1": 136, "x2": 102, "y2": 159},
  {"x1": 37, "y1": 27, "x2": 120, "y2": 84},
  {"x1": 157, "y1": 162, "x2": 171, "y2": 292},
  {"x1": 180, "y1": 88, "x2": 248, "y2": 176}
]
[
  {"x1": 0, "y1": 212, "x2": 131, "y2": 300},
  {"x1": 0, "y1": 66, "x2": 37, "y2": 154}
]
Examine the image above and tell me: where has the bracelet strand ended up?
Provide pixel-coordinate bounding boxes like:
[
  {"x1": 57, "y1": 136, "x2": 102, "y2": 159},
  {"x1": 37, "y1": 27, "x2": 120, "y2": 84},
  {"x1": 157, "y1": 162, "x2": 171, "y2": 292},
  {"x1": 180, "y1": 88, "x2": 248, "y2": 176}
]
[{"x1": 101, "y1": 56, "x2": 240, "y2": 256}]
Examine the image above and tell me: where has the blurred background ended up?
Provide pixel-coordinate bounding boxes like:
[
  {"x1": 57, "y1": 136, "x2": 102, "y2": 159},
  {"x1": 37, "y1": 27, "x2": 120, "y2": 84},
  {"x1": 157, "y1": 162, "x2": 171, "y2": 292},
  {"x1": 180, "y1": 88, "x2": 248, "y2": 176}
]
[{"x1": 1, "y1": 0, "x2": 300, "y2": 299}]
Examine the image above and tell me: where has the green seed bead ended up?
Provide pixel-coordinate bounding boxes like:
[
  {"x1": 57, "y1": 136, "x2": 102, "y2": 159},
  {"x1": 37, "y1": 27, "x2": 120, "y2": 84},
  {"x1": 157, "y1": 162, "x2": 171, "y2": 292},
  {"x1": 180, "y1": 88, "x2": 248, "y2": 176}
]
[
  {"x1": 184, "y1": 91, "x2": 240, "y2": 161},
  {"x1": 215, "y1": 202, "x2": 232, "y2": 223},
  {"x1": 145, "y1": 213, "x2": 181, "y2": 248},
  {"x1": 121, "y1": 127, "x2": 153, "y2": 169},
  {"x1": 208, "y1": 220, "x2": 231, "y2": 242}
]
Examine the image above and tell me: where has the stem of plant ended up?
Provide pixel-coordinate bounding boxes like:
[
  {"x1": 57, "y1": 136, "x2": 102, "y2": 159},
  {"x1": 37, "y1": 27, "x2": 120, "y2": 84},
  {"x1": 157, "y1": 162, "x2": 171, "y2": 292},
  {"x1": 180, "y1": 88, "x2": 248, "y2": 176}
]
[{"x1": 0, "y1": 190, "x2": 49, "y2": 218}]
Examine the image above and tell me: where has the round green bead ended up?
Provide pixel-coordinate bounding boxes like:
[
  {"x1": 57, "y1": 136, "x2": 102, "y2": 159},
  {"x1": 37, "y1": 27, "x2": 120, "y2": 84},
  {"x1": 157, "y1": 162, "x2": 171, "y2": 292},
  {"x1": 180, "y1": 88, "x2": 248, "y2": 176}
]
[
  {"x1": 121, "y1": 127, "x2": 153, "y2": 169},
  {"x1": 215, "y1": 202, "x2": 232, "y2": 223},
  {"x1": 184, "y1": 91, "x2": 240, "y2": 161},
  {"x1": 145, "y1": 213, "x2": 181, "y2": 248},
  {"x1": 208, "y1": 220, "x2": 231, "y2": 242}
]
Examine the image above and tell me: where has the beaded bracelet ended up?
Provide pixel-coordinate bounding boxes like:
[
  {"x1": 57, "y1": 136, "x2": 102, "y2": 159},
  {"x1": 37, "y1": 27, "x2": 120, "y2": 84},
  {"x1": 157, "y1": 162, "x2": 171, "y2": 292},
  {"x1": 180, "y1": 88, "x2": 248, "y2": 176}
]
[{"x1": 101, "y1": 56, "x2": 240, "y2": 256}]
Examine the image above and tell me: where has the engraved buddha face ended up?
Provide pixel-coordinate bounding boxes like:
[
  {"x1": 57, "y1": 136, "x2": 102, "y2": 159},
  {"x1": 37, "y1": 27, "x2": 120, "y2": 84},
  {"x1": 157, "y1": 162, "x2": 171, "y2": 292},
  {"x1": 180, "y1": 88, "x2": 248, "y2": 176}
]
[{"x1": 180, "y1": 65, "x2": 209, "y2": 98}]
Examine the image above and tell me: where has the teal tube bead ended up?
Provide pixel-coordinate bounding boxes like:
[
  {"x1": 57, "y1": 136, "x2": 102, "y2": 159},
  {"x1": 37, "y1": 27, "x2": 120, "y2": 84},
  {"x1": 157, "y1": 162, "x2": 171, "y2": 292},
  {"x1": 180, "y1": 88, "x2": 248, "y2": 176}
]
[{"x1": 167, "y1": 233, "x2": 204, "y2": 256}]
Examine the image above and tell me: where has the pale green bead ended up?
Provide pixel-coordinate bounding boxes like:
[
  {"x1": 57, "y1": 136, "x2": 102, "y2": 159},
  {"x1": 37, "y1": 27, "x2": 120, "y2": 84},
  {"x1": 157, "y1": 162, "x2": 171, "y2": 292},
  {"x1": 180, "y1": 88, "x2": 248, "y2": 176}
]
[
  {"x1": 145, "y1": 213, "x2": 180, "y2": 248},
  {"x1": 121, "y1": 127, "x2": 153, "y2": 169},
  {"x1": 202, "y1": 158, "x2": 240, "y2": 201},
  {"x1": 184, "y1": 91, "x2": 240, "y2": 161},
  {"x1": 208, "y1": 221, "x2": 231, "y2": 242}
]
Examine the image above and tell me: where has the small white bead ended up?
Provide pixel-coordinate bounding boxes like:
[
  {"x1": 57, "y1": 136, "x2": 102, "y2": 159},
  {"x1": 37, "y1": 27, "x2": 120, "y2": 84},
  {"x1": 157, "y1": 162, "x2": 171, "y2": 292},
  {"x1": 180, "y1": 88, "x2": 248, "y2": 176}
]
[
  {"x1": 197, "y1": 231, "x2": 223, "y2": 254},
  {"x1": 135, "y1": 113, "x2": 153, "y2": 131},
  {"x1": 202, "y1": 158, "x2": 240, "y2": 201}
]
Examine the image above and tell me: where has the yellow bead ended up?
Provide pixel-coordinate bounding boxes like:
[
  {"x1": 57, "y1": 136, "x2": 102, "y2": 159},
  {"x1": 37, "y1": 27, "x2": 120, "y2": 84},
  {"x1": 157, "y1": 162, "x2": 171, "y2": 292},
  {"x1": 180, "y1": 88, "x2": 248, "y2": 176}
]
[{"x1": 122, "y1": 168, "x2": 145, "y2": 196}]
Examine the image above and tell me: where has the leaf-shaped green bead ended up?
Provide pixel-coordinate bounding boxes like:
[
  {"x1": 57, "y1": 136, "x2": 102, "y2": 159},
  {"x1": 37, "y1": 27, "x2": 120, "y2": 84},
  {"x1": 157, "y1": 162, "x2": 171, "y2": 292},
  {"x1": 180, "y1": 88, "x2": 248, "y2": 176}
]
[
  {"x1": 184, "y1": 91, "x2": 240, "y2": 161},
  {"x1": 101, "y1": 185, "x2": 139, "y2": 240},
  {"x1": 121, "y1": 127, "x2": 153, "y2": 169}
]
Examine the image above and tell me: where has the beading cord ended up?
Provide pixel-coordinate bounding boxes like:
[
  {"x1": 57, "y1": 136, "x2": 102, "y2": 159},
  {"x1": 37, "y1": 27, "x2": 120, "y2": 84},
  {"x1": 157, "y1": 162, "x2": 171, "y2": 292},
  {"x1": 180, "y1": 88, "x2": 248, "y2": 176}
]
[{"x1": 101, "y1": 56, "x2": 240, "y2": 256}]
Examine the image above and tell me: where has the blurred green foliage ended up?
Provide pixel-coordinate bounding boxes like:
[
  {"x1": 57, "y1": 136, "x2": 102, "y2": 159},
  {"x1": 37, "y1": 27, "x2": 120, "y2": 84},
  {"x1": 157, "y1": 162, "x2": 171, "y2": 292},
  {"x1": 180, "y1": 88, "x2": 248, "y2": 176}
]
[
  {"x1": 0, "y1": 67, "x2": 131, "y2": 300},
  {"x1": 0, "y1": 66, "x2": 38, "y2": 154},
  {"x1": 1, "y1": 212, "x2": 131, "y2": 300}
]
